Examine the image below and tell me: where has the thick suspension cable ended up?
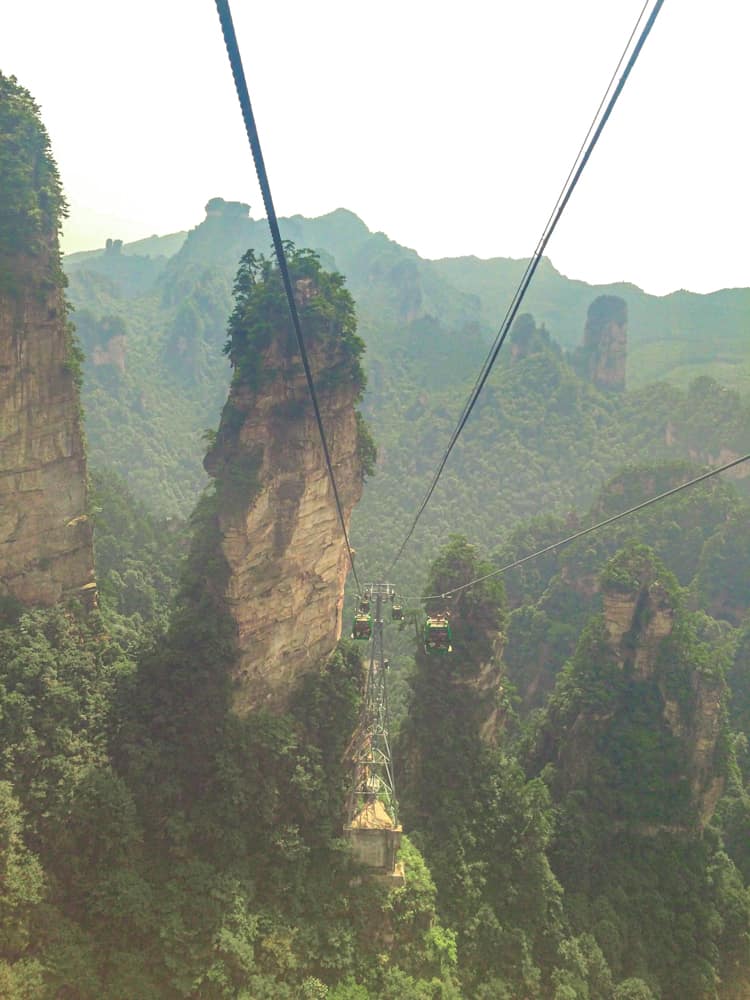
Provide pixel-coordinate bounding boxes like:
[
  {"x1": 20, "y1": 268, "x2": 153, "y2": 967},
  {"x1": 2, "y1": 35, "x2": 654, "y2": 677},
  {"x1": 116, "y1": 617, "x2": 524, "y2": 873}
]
[
  {"x1": 213, "y1": 0, "x2": 361, "y2": 592},
  {"x1": 446, "y1": 0, "x2": 651, "y2": 449},
  {"x1": 415, "y1": 453, "x2": 749, "y2": 601},
  {"x1": 388, "y1": 0, "x2": 666, "y2": 573}
]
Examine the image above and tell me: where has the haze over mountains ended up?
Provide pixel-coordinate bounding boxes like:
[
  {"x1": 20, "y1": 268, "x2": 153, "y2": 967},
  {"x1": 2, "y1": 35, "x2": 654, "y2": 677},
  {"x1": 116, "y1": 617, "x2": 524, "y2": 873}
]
[
  {"x1": 64, "y1": 198, "x2": 750, "y2": 595},
  {"x1": 66, "y1": 201, "x2": 750, "y2": 394},
  {"x1": 4, "y1": 63, "x2": 750, "y2": 995}
]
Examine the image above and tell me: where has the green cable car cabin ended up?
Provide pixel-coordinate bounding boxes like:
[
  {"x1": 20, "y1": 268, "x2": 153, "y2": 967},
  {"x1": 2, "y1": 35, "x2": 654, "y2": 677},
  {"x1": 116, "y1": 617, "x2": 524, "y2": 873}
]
[
  {"x1": 351, "y1": 613, "x2": 373, "y2": 640},
  {"x1": 424, "y1": 616, "x2": 452, "y2": 653}
]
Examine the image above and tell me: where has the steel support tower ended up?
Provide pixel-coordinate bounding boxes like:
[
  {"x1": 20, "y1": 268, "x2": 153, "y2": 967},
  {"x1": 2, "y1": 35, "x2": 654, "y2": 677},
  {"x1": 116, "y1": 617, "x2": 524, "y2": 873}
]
[{"x1": 345, "y1": 583, "x2": 398, "y2": 826}]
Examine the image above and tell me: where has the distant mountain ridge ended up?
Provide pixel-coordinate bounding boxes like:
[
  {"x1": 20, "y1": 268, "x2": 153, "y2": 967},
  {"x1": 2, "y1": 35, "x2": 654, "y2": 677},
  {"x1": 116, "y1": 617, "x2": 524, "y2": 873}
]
[
  {"x1": 63, "y1": 199, "x2": 750, "y2": 593},
  {"x1": 66, "y1": 200, "x2": 750, "y2": 394},
  {"x1": 65, "y1": 229, "x2": 188, "y2": 264}
]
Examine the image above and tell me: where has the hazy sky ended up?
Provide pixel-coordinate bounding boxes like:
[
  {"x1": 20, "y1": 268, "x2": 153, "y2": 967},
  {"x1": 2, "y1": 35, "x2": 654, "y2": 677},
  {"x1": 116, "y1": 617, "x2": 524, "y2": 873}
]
[{"x1": 2, "y1": 1, "x2": 748, "y2": 295}]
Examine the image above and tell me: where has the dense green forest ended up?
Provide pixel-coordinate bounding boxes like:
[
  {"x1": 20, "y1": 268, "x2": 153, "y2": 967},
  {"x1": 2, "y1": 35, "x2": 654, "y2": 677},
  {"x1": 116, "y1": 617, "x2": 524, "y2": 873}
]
[
  {"x1": 63, "y1": 199, "x2": 750, "y2": 598},
  {"x1": 5, "y1": 492, "x2": 750, "y2": 997},
  {"x1": 2, "y1": 73, "x2": 750, "y2": 997}
]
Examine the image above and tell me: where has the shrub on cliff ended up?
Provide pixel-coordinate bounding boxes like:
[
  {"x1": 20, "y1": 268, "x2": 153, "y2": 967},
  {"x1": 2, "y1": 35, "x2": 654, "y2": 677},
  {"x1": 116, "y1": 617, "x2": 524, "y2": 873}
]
[
  {"x1": 0, "y1": 73, "x2": 66, "y2": 268},
  {"x1": 224, "y1": 244, "x2": 366, "y2": 396}
]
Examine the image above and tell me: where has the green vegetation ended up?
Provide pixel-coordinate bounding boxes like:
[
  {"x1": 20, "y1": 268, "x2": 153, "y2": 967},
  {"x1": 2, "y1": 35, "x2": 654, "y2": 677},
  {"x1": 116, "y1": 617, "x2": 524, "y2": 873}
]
[
  {"x1": 89, "y1": 467, "x2": 187, "y2": 638},
  {"x1": 0, "y1": 486, "x2": 462, "y2": 996},
  {"x1": 398, "y1": 540, "x2": 563, "y2": 998},
  {"x1": 225, "y1": 244, "x2": 366, "y2": 396},
  {"x1": 0, "y1": 73, "x2": 66, "y2": 269},
  {"x1": 61, "y1": 202, "x2": 750, "y2": 994},
  {"x1": 4, "y1": 86, "x2": 750, "y2": 995},
  {"x1": 355, "y1": 411, "x2": 378, "y2": 479},
  {"x1": 397, "y1": 538, "x2": 750, "y2": 998},
  {"x1": 63, "y1": 204, "x2": 750, "y2": 607},
  {"x1": 4, "y1": 511, "x2": 750, "y2": 995}
]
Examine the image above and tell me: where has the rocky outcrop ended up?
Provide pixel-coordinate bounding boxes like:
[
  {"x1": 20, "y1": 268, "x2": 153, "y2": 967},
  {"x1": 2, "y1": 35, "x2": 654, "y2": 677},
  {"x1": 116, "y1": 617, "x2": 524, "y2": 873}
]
[
  {"x1": 602, "y1": 578, "x2": 675, "y2": 679},
  {"x1": 204, "y1": 257, "x2": 366, "y2": 714},
  {"x1": 473, "y1": 644, "x2": 507, "y2": 745},
  {"x1": 72, "y1": 312, "x2": 129, "y2": 376},
  {"x1": 687, "y1": 444, "x2": 750, "y2": 481},
  {"x1": 204, "y1": 197, "x2": 250, "y2": 219},
  {"x1": 0, "y1": 74, "x2": 95, "y2": 609},
  {"x1": 663, "y1": 377, "x2": 749, "y2": 484},
  {"x1": 601, "y1": 564, "x2": 724, "y2": 828},
  {"x1": 509, "y1": 313, "x2": 557, "y2": 363},
  {"x1": 548, "y1": 548, "x2": 726, "y2": 831},
  {"x1": 581, "y1": 295, "x2": 627, "y2": 392},
  {"x1": 92, "y1": 333, "x2": 127, "y2": 373}
]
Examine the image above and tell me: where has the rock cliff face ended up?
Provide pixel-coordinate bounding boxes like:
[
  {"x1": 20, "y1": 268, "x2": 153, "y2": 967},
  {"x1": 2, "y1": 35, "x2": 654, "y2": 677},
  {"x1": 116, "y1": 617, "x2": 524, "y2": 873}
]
[
  {"x1": 600, "y1": 566, "x2": 724, "y2": 828},
  {"x1": 547, "y1": 548, "x2": 726, "y2": 831},
  {"x1": 581, "y1": 295, "x2": 627, "y2": 392},
  {"x1": 470, "y1": 639, "x2": 507, "y2": 745},
  {"x1": 92, "y1": 333, "x2": 127, "y2": 373},
  {"x1": 509, "y1": 313, "x2": 557, "y2": 363},
  {"x1": 687, "y1": 444, "x2": 750, "y2": 481},
  {"x1": 204, "y1": 251, "x2": 367, "y2": 714},
  {"x1": 0, "y1": 74, "x2": 95, "y2": 608}
]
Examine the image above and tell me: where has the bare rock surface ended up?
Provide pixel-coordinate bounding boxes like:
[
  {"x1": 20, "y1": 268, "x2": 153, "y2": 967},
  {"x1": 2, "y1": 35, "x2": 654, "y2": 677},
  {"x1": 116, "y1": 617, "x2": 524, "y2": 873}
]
[
  {"x1": 582, "y1": 295, "x2": 627, "y2": 392},
  {"x1": 205, "y1": 283, "x2": 364, "y2": 714},
  {"x1": 0, "y1": 256, "x2": 94, "y2": 606}
]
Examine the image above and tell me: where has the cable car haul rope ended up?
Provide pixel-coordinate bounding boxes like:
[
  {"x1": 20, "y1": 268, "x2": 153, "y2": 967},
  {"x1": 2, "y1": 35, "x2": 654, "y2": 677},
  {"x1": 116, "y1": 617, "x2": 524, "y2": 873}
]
[
  {"x1": 418, "y1": 454, "x2": 750, "y2": 602},
  {"x1": 213, "y1": 0, "x2": 362, "y2": 593},
  {"x1": 211, "y1": 0, "x2": 745, "y2": 869},
  {"x1": 211, "y1": 0, "x2": 744, "y2": 642},
  {"x1": 211, "y1": 0, "x2": 687, "y2": 612},
  {"x1": 387, "y1": 0, "x2": 666, "y2": 573}
]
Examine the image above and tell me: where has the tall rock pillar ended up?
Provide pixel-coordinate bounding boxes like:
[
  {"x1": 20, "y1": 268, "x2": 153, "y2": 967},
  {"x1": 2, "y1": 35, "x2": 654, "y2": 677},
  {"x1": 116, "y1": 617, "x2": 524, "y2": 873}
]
[
  {"x1": 0, "y1": 74, "x2": 95, "y2": 608},
  {"x1": 582, "y1": 294, "x2": 627, "y2": 392},
  {"x1": 204, "y1": 249, "x2": 370, "y2": 714}
]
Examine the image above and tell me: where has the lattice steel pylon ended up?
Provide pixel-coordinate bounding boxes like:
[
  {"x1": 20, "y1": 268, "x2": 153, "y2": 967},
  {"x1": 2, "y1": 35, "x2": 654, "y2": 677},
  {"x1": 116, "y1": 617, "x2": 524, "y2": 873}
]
[{"x1": 344, "y1": 583, "x2": 399, "y2": 832}]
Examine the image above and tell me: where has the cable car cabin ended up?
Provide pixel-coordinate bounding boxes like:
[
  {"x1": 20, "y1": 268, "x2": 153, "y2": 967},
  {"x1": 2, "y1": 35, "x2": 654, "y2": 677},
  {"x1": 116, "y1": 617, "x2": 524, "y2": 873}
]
[
  {"x1": 391, "y1": 604, "x2": 404, "y2": 621},
  {"x1": 351, "y1": 613, "x2": 373, "y2": 640},
  {"x1": 424, "y1": 616, "x2": 452, "y2": 653}
]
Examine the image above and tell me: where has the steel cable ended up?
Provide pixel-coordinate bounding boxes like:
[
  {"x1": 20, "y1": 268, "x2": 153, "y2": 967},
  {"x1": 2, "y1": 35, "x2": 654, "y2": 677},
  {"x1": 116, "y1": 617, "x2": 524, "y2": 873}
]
[
  {"x1": 213, "y1": 0, "x2": 361, "y2": 592},
  {"x1": 388, "y1": 0, "x2": 666, "y2": 573},
  {"x1": 413, "y1": 454, "x2": 750, "y2": 601}
]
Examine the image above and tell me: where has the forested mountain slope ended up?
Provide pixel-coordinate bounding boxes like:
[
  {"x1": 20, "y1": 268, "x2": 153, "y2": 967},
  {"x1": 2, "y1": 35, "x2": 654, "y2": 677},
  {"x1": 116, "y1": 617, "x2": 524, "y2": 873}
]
[
  {"x1": 432, "y1": 255, "x2": 750, "y2": 391},
  {"x1": 497, "y1": 461, "x2": 750, "y2": 713},
  {"x1": 65, "y1": 200, "x2": 750, "y2": 596},
  {"x1": 6, "y1": 70, "x2": 750, "y2": 1000},
  {"x1": 0, "y1": 72, "x2": 95, "y2": 611},
  {"x1": 397, "y1": 537, "x2": 750, "y2": 1000}
]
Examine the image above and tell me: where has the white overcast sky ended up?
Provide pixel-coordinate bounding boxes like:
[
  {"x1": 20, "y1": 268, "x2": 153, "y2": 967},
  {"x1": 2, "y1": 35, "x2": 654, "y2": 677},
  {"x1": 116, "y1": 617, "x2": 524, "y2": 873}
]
[{"x1": 1, "y1": 0, "x2": 748, "y2": 295}]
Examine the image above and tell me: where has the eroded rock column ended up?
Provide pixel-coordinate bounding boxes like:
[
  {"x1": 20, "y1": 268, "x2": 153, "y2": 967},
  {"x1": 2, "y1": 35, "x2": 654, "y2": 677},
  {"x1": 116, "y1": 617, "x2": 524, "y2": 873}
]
[
  {"x1": 0, "y1": 74, "x2": 94, "y2": 608},
  {"x1": 204, "y1": 255, "x2": 367, "y2": 713}
]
